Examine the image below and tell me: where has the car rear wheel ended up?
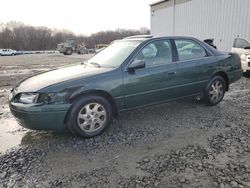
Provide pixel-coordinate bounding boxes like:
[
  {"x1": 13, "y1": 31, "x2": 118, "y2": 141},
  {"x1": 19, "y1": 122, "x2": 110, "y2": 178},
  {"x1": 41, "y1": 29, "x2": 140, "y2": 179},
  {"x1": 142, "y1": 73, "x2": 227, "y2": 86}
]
[
  {"x1": 204, "y1": 76, "x2": 226, "y2": 105},
  {"x1": 67, "y1": 95, "x2": 112, "y2": 137}
]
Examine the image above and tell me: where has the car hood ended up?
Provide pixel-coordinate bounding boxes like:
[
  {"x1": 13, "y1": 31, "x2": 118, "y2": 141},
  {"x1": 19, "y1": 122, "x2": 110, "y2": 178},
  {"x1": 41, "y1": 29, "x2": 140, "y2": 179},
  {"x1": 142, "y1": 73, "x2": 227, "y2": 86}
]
[{"x1": 16, "y1": 65, "x2": 112, "y2": 92}]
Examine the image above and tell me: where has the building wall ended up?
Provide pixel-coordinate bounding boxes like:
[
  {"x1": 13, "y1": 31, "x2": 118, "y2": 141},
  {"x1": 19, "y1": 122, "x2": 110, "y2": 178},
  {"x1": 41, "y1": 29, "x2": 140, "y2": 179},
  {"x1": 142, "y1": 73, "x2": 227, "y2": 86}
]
[
  {"x1": 151, "y1": 0, "x2": 250, "y2": 51},
  {"x1": 151, "y1": 0, "x2": 174, "y2": 36}
]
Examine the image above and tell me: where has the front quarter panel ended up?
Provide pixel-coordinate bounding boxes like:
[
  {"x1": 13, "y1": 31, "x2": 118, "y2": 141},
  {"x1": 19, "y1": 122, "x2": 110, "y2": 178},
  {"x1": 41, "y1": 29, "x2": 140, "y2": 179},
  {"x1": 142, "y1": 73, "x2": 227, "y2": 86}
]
[
  {"x1": 39, "y1": 68, "x2": 124, "y2": 109},
  {"x1": 70, "y1": 69, "x2": 124, "y2": 108}
]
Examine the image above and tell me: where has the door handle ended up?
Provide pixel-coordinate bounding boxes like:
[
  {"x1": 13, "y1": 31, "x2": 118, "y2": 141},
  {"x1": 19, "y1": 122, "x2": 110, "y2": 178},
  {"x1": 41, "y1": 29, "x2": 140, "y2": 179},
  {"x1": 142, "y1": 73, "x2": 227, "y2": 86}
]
[{"x1": 168, "y1": 71, "x2": 176, "y2": 75}]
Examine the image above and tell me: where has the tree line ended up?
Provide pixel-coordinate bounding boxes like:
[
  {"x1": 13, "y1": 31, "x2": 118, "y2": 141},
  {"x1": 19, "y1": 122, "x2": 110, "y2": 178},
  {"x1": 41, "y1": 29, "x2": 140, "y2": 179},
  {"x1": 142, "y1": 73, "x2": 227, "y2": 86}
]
[{"x1": 0, "y1": 22, "x2": 150, "y2": 50}]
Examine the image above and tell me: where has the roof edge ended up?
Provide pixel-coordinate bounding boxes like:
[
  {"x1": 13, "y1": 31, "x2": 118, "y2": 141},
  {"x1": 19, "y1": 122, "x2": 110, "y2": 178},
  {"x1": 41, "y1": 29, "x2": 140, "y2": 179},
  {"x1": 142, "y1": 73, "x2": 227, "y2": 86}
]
[{"x1": 150, "y1": 0, "x2": 169, "y2": 6}]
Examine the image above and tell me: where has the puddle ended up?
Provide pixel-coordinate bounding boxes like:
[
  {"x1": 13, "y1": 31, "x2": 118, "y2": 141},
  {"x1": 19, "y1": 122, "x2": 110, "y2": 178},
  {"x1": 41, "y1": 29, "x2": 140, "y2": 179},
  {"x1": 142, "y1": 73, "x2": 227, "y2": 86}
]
[
  {"x1": 0, "y1": 104, "x2": 69, "y2": 154},
  {"x1": 0, "y1": 118, "x2": 27, "y2": 153}
]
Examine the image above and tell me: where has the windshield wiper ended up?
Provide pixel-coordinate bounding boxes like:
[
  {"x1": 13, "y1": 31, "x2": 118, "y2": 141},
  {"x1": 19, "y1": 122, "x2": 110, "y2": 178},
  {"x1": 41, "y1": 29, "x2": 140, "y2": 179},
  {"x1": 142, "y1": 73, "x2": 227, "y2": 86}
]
[{"x1": 89, "y1": 62, "x2": 101, "y2": 68}]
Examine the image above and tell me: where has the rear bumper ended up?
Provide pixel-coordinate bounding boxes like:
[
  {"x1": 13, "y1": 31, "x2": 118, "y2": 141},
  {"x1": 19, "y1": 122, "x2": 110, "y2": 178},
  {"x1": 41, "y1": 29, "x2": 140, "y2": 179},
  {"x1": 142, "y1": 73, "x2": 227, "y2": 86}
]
[
  {"x1": 9, "y1": 102, "x2": 71, "y2": 131},
  {"x1": 228, "y1": 69, "x2": 243, "y2": 84}
]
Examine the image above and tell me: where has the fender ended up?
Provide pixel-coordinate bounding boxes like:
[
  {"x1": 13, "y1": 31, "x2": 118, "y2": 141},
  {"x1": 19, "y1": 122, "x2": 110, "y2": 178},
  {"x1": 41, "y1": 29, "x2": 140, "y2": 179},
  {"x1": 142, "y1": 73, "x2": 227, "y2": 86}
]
[{"x1": 69, "y1": 88, "x2": 120, "y2": 118}]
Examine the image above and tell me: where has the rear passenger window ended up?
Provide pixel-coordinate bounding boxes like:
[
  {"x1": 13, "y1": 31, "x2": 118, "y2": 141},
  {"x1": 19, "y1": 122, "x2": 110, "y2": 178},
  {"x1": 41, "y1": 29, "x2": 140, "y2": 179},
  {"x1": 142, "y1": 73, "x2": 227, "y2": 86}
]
[{"x1": 175, "y1": 40, "x2": 207, "y2": 61}]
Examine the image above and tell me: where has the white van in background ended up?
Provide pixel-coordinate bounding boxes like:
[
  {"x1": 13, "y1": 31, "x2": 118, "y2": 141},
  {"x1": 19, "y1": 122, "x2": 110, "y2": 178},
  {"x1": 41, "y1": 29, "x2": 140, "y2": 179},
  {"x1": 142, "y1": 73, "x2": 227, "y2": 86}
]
[
  {"x1": 232, "y1": 38, "x2": 250, "y2": 73},
  {"x1": 0, "y1": 49, "x2": 16, "y2": 56}
]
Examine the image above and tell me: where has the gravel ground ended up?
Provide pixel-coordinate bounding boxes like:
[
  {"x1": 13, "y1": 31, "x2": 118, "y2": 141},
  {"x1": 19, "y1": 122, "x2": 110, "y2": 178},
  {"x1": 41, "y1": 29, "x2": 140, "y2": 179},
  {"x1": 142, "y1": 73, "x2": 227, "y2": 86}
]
[{"x1": 0, "y1": 54, "x2": 249, "y2": 188}]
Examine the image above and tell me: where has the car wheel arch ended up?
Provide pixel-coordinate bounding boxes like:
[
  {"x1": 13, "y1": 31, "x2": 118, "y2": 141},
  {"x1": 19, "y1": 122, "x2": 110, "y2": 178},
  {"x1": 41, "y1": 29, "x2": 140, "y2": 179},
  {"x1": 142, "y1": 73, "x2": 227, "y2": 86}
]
[
  {"x1": 210, "y1": 71, "x2": 229, "y2": 91},
  {"x1": 65, "y1": 90, "x2": 119, "y2": 124}
]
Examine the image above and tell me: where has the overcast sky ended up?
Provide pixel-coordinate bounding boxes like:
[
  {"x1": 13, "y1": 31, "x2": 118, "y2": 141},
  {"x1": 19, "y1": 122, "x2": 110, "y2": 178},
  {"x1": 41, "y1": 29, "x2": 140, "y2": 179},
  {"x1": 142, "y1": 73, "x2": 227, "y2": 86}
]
[{"x1": 0, "y1": 0, "x2": 156, "y2": 35}]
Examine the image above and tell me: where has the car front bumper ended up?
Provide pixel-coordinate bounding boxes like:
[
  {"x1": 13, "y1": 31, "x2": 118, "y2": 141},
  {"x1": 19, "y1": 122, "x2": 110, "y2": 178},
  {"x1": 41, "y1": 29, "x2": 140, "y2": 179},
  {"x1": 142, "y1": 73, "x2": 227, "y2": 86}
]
[{"x1": 9, "y1": 102, "x2": 71, "y2": 131}]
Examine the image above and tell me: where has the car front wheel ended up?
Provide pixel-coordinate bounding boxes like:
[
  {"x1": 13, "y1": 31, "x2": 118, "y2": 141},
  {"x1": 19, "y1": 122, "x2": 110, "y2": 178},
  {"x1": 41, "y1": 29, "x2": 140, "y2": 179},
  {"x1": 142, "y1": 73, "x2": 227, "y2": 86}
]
[
  {"x1": 67, "y1": 95, "x2": 112, "y2": 137},
  {"x1": 205, "y1": 76, "x2": 226, "y2": 106}
]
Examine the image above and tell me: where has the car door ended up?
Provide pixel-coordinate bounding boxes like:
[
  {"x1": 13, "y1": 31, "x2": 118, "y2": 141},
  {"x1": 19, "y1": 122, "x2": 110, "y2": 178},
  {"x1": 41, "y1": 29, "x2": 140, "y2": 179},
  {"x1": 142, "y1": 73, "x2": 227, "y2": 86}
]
[
  {"x1": 7, "y1": 49, "x2": 11, "y2": 55},
  {"x1": 174, "y1": 39, "x2": 217, "y2": 96},
  {"x1": 123, "y1": 39, "x2": 178, "y2": 109}
]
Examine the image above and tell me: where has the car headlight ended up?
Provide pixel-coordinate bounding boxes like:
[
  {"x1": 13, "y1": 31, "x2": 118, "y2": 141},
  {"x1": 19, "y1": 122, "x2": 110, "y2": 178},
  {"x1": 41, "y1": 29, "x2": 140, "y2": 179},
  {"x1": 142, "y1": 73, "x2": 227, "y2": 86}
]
[
  {"x1": 17, "y1": 92, "x2": 69, "y2": 104},
  {"x1": 19, "y1": 93, "x2": 39, "y2": 104},
  {"x1": 38, "y1": 92, "x2": 69, "y2": 104},
  {"x1": 241, "y1": 54, "x2": 247, "y2": 61}
]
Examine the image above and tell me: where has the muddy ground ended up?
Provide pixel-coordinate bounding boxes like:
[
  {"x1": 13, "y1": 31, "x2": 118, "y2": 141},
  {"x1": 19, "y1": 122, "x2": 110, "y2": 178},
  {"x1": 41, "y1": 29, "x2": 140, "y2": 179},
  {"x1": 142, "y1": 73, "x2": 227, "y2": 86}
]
[{"x1": 0, "y1": 54, "x2": 249, "y2": 188}]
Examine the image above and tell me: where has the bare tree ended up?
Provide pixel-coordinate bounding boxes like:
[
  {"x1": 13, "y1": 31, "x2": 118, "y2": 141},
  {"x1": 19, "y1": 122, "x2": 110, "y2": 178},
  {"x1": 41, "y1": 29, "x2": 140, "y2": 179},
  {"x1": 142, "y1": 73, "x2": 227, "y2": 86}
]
[{"x1": 0, "y1": 21, "x2": 150, "y2": 50}]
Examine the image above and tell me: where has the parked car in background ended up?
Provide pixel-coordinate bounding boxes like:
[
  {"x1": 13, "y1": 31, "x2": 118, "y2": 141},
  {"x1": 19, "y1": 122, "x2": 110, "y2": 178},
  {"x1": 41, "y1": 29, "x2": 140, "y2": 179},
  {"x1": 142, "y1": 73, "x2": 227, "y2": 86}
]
[
  {"x1": 232, "y1": 38, "x2": 250, "y2": 55},
  {"x1": 22, "y1": 51, "x2": 31, "y2": 55},
  {"x1": 232, "y1": 38, "x2": 250, "y2": 73},
  {"x1": 15, "y1": 50, "x2": 24, "y2": 55},
  {"x1": 240, "y1": 52, "x2": 250, "y2": 74},
  {"x1": 0, "y1": 49, "x2": 16, "y2": 56},
  {"x1": 87, "y1": 49, "x2": 96, "y2": 54},
  {"x1": 9, "y1": 36, "x2": 242, "y2": 138}
]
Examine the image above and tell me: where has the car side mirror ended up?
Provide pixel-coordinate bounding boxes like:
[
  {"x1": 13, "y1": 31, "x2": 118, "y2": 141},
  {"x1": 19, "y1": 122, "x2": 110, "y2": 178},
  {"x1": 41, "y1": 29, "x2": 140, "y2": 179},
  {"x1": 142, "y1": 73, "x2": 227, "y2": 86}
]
[
  {"x1": 244, "y1": 46, "x2": 250, "y2": 49},
  {"x1": 128, "y1": 60, "x2": 145, "y2": 72}
]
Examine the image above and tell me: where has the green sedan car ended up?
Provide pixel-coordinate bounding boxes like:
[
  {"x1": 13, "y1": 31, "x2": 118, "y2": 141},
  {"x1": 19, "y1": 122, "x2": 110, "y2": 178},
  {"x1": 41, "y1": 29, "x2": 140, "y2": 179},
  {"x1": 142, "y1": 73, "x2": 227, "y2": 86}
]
[{"x1": 9, "y1": 36, "x2": 242, "y2": 137}]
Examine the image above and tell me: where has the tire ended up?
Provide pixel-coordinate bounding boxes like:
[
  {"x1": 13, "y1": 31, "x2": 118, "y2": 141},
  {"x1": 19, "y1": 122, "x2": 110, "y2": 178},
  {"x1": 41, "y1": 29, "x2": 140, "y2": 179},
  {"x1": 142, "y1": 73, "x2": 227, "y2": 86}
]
[
  {"x1": 204, "y1": 76, "x2": 226, "y2": 106},
  {"x1": 11, "y1": 53, "x2": 14, "y2": 56},
  {"x1": 67, "y1": 95, "x2": 112, "y2": 137},
  {"x1": 66, "y1": 48, "x2": 72, "y2": 55},
  {"x1": 243, "y1": 71, "x2": 250, "y2": 78}
]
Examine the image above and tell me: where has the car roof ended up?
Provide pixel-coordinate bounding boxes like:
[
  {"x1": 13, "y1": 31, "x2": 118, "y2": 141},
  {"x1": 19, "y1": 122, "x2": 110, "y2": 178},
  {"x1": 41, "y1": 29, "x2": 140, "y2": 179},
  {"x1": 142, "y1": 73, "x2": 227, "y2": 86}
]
[
  {"x1": 122, "y1": 35, "x2": 206, "y2": 43},
  {"x1": 122, "y1": 35, "x2": 222, "y2": 56},
  {"x1": 124, "y1": 35, "x2": 153, "y2": 39}
]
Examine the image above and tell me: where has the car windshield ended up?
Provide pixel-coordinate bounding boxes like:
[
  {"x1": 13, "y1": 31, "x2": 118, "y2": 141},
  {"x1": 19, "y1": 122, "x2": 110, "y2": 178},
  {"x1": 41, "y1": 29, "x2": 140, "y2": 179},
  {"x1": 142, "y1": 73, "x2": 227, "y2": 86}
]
[{"x1": 87, "y1": 40, "x2": 141, "y2": 68}]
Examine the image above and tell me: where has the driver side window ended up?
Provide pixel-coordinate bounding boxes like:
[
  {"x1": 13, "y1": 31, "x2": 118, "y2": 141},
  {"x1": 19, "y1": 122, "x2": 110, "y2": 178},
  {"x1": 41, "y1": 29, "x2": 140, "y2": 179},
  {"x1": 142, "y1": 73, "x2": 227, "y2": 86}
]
[
  {"x1": 134, "y1": 40, "x2": 172, "y2": 67},
  {"x1": 141, "y1": 43, "x2": 157, "y2": 59}
]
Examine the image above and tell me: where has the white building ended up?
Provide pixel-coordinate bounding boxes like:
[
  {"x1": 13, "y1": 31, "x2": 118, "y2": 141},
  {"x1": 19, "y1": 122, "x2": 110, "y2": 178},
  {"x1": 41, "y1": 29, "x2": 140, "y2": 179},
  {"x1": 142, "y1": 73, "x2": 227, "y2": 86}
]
[{"x1": 150, "y1": 0, "x2": 250, "y2": 51}]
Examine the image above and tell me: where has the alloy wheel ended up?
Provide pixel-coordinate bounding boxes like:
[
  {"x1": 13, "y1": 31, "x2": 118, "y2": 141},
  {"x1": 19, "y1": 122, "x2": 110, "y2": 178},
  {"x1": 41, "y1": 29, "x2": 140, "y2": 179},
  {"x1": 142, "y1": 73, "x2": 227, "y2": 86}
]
[
  {"x1": 77, "y1": 103, "x2": 107, "y2": 133},
  {"x1": 209, "y1": 80, "x2": 224, "y2": 103}
]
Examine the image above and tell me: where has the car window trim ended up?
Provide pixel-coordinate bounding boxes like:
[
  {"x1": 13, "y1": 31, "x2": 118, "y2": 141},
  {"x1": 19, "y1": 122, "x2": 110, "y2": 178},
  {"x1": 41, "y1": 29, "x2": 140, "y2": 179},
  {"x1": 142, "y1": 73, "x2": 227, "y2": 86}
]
[
  {"x1": 177, "y1": 55, "x2": 212, "y2": 63},
  {"x1": 145, "y1": 60, "x2": 178, "y2": 69}
]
